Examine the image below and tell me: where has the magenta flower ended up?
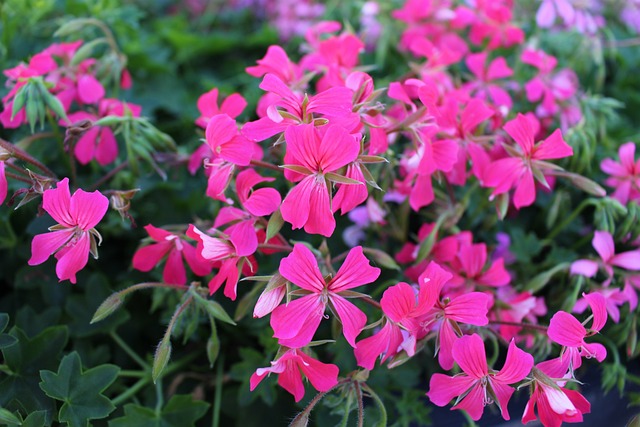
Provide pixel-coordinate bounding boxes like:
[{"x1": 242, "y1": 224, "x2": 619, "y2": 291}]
[
  {"x1": 132, "y1": 225, "x2": 212, "y2": 286},
  {"x1": 0, "y1": 159, "x2": 6, "y2": 205},
  {"x1": 484, "y1": 113, "x2": 573, "y2": 209},
  {"x1": 270, "y1": 243, "x2": 380, "y2": 348},
  {"x1": 355, "y1": 261, "x2": 450, "y2": 369},
  {"x1": 250, "y1": 347, "x2": 338, "y2": 402},
  {"x1": 280, "y1": 124, "x2": 362, "y2": 237},
  {"x1": 464, "y1": 52, "x2": 514, "y2": 109},
  {"x1": 570, "y1": 230, "x2": 640, "y2": 284},
  {"x1": 427, "y1": 334, "x2": 534, "y2": 421},
  {"x1": 601, "y1": 142, "x2": 640, "y2": 205},
  {"x1": 66, "y1": 99, "x2": 141, "y2": 166},
  {"x1": 522, "y1": 362, "x2": 591, "y2": 427},
  {"x1": 28, "y1": 178, "x2": 108, "y2": 283},
  {"x1": 547, "y1": 292, "x2": 607, "y2": 372}
]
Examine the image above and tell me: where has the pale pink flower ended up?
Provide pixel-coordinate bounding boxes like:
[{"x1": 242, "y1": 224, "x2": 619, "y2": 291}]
[
  {"x1": 427, "y1": 334, "x2": 534, "y2": 421},
  {"x1": 483, "y1": 113, "x2": 573, "y2": 209},
  {"x1": 570, "y1": 230, "x2": 640, "y2": 284},
  {"x1": 28, "y1": 178, "x2": 108, "y2": 283},
  {"x1": 600, "y1": 142, "x2": 640, "y2": 205},
  {"x1": 270, "y1": 244, "x2": 380, "y2": 348},
  {"x1": 132, "y1": 225, "x2": 211, "y2": 286},
  {"x1": 250, "y1": 347, "x2": 338, "y2": 402}
]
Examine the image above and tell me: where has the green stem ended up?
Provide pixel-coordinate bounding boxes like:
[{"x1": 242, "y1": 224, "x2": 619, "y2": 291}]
[
  {"x1": 112, "y1": 377, "x2": 149, "y2": 406},
  {"x1": 361, "y1": 384, "x2": 387, "y2": 427},
  {"x1": 119, "y1": 370, "x2": 146, "y2": 378},
  {"x1": 110, "y1": 331, "x2": 150, "y2": 370},
  {"x1": 155, "y1": 378, "x2": 164, "y2": 415},
  {"x1": 355, "y1": 381, "x2": 364, "y2": 427},
  {"x1": 212, "y1": 354, "x2": 224, "y2": 427},
  {"x1": 0, "y1": 137, "x2": 57, "y2": 177},
  {"x1": 545, "y1": 199, "x2": 592, "y2": 241}
]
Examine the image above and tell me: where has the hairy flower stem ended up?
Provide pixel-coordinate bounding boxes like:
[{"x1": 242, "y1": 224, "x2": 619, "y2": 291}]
[
  {"x1": 355, "y1": 381, "x2": 364, "y2": 427},
  {"x1": 5, "y1": 171, "x2": 33, "y2": 185},
  {"x1": 212, "y1": 354, "x2": 224, "y2": 427},
  {"x1": 250, "y1": 159, "x2": 281, "y2": 171},
  {"x1": 89, "y1": 160, "x2": 129, "y2": 190},
  {"x1": 110, "y1": 331, "x2": 150, "y2": 369},
  {"x1": 488, "y1": 320, "x2": 548, "y2": 332},
  {"x1": 0, "y1": 137, "x2": 57, "y2": 178}
]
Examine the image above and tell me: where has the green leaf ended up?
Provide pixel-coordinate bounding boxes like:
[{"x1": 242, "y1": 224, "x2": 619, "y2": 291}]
[
  {"x1": 21, "y1": 411, "x2": 47, "y2": 427},
  {"x1": 0, "y1": 313, "x2": 17, "y2": 349},
  {"x1": 0, "y1": 326, "x2": 68, "y2": 422},
  {"x1": 109, "y1": 395, "x2": 209, "y2": 427},
  {"x1": 39, "y1": 352, "x2": 119, "y2": 427},
  {"x1": 362, "y1": 248, "x2": 400, "y2": 270},
  {"x1": 0, "y1": 407, "x2": 22, "y2": 425},
  {"x1": 189, "y1": 290, "x2": 236, "y2": 325},
  {"x1": 265, "y1": 209, "x2": 284, "y2": 242}
]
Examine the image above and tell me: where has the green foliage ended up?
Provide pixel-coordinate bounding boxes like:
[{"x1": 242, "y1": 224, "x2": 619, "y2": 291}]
[
  {"x1": 109, "y1": 395, "x2": 209, "y2": 427},
  {"x1": 39, "y1": 352, "x2": 119, "y2": 427}
]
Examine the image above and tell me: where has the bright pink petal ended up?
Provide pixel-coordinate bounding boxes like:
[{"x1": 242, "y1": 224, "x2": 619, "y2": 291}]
[
  {"x1": 132, "y1": 242, "x2": 172, "y2": 272},
  {"x1": 182, "y1": 242, "x2": 212, "y2": 276},
  {"x1": 277, "y1": 359, "x2": 305, "y2": 402},
  {"x1": 329, "y1": 246, "x2": 380, "y2": 292},
  {"x1": 381, "y1": 282, "x2": 418, "y2": 322},
  {"x1": 437, "y1": 320, "x2": 458, "y2": 370},
  {"x1": 43, "y1": 178, "x2": 73, "y2": 227},
  {"x1": 73, "y1": 127, "x2": 100, "y2": 165},
  {"x1": 427, "y1": 373, "x2": 476, "y2": 407},
  {"x1": 451, "y1": 382, "x2": 486, "y2": 421},
  {"x1": 592, "y1": 230, "x2": 614, "y2": 262},
  {"x1": 494, "y1": 340, "x2": 534, "y2": 384},
  {"x1": 0, "y1": 162, "x2": 7, "y2": 205},
  {"x1": 317, "y1": 125, "x2": 360, "y2": 172},
  {"x1": 228, "y1": 219, "x2": 258, "y2": 257},
  {"x1": 583, "y1": 292, "x2": 607, "y2": 332},
  {"x1": 611, "y1": 250, "x2": 640, "y2": 271},
  {"x1": 69, "y1": 188, "x2": 109, "y2": 230},
  {"x1": 330, "y1": 294, "x2": 367, "y2": 347},
  {"x1": 458, "y1": 243, "x2": 487, "y2": 278},
  {"x1": 513, "y1": 168, "x2": 536, "y2": 209},
  {"x1": 417, "y1": 261, "x2": 453, "y2": 310},
  {"x1": 445, "y1": 293, "x2": 491, "y2": 326},
  {"x1": 219, "y1": 93, "x2": 247, "y2": 119},
  {"x1": 533, "y1": 129, "x2": 572, "y2": 160},
  {"x1": 280, "y1": 175, "x2": 313, "y2": 230},
  {"x1": 355, "y1": 321, "x2": 402, "y2": 369},
  {"x1": 94, "y1": 127, "x2": 118, "y2": 166},
  {"x1": 504, "y1": 114, "x2": 536, "y2": 154},
  {"x1": 77, "y1": 74, "x2": 105, "y2": 104},
  {"x1": 477, "y1": 258, "x2": 511, "y2": 287},
  {"x1": 54, "y1": 232, "x2": 91, "y2": 283},
  {"x1": 490, "y1": 381, "x2": 515, "y2": 420},
  {"x1": 253, "y1": 284, "x2": 286, "y2": 318},
  {"x1": 244, "y1": 188, "x2": 281, "y2": 217},
  {"x1": 271, "y1": 294, "x2": 324, "y2": 347},
  {"x1": 452, "y1": 334, "x2": 488, "y2": 379},
  {"x1": 163, "y1": 248, "x2": 186, "y2": 285},
  {"x1": 570, "y1": 259, "x2": 599, "y2": 277},
  {"x1": 304, "y1": 177, "x2": 335, "y2": 237},
  {"x1": 297, "y1": 351, "x2": 339, "y2": 392},
  {"x1": 205, "y1": 114, "x2": 236, "y2": 152},
  {"x1": 279, "y1": 243, "x2": 325, "y2": 292},
  {"x1": 28, "y1": 229, "x2": 75, "y2": 266},
  {"x1": 548, "y1": 311, "x2": 585, "y2": 347},
  {"x1": 487, "y1": 57, "x2": 513, "y2": 80}
]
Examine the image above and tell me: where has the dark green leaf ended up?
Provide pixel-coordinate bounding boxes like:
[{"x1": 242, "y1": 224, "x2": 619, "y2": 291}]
[
  {"x1": 108, "y1": 395, "x2": 209, "y2": 427},
  {"x1": 39, "y1": 352, "x2": 119, "y2": 427}
]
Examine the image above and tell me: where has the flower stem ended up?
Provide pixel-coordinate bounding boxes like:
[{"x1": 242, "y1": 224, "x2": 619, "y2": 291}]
[
  {"x1": 110, "y1": 331, "x2": 150, "y2": 369},
  {"x1": 212, "y1": 354, "x2": 224, "y2": 427},
  {"x1": 488, "y1": 320, "x2": 548, "y2": 332}
]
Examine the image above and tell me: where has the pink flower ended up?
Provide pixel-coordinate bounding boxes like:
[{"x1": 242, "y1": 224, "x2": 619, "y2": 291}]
[
  {"x1": 250, "y1": 348, "x2": 338, "y2": 402},
  {"x1": 483, "y1": 113, "x2": 573, "y2": 209},
  {"x1": 270, "y1": 244, "x2": 380, "y2": 348},
  {"x1": 570, "y1": 230, "x2": 640, "y2": 284},
  {"x1": 196, "y1": 88, "x2": 247, "y2": 129},
  {"x1": 547, "y1": 292, "x2": 607, "y2": 372},
  {"x1": 28, "y1": 178, "x2": 109, "y2": 283},
  {"x1": 132, "y1": 225, "x2": 212, "y2": 286},
  {"x1": 280, "y1": 124, "x2": 362, "y2": 237},
  {"x1": 427, "y1": 334, "x2": 534, "y2": 421},
  {"x1": 522, "y1": 363, "x2": 591, "y2": 427},
  {"x1": 601, "y1": 142, "x2": 640, "y2": 205},
  {"x1": 0, "y1": 160, "x2": 7, "y2": 205},
  {"x1": 464, "y1": 52, "x2": 513, "y2": 109},
  {"x1": 449, "y1": 242, "x2": 511, "y2": 290},
  {"x1": 355, "y1": 261, "x2": 450, "y2": 369},
  {"x1": 66, "y1": 99, "x2": 141, "y2": 166}
]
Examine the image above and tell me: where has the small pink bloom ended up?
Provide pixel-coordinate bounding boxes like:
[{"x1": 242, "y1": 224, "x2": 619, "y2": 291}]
[
  {"x1": 601, "y1": 142, "x2": 640, "y2": 205},
  {"x1": 250, "y1": 348, "x2": 338, "y2": 402},
  {"x1": 195, "y1": 88, "x2": 247, "y2": 129},
  {"x1": 484, "y1": 113, "x2": 573, "y2": 209},
  {"x1": 0, "y1": 161, "x2": 6, "y2": 205},
  {"x1": 280, "y1": 124, "x2": 362, "y2": 237},
  {"x1": 427, "y1": 334, "x2": 534, "y2": 421},
  {"x1": 28, "y1": 178, "x2": 109, "y2": 283},
  {"x1": 547, "y1": 292, "x2": 607, "y2": 372},
  {"x1": 132, "y1": 225, "x2": 212, "y2": 286},
  {"x1": 522, "y1": 363, "x2": 591, "y2": 427},
  {"x1": 271, "y1": 244, "x2": 380, "y2": 348},
  {"x1": 570, "y1": 230, "x2": 640, "y2": 284}
]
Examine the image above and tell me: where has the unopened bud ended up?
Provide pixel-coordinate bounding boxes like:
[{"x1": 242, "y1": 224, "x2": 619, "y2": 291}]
[{"x1": 110, "y1": 188, "x2": 140, "y2": 226}]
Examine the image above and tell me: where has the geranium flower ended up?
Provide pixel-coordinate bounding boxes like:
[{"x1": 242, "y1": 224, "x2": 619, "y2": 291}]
[
  {"x1": 28, "y1": 178, "x2": 108, "y2": 283},
  {"x1": 427, "y1": 334, "x2": 534, "y2": 421},
  {"x1": 270, "y1": 243, "x2": 380, "y2": 348},
  {"x1": 600, "y1": 142, "x2": 640, "y2": 205}
]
